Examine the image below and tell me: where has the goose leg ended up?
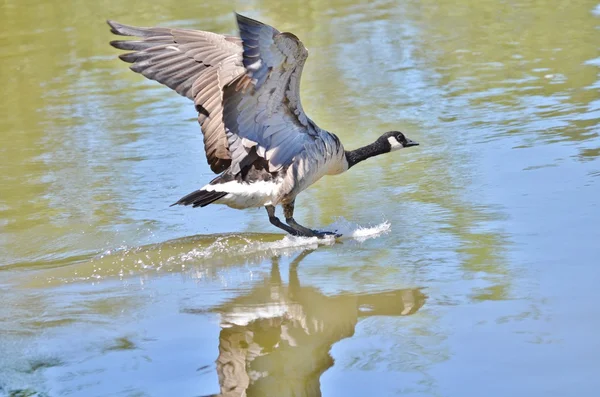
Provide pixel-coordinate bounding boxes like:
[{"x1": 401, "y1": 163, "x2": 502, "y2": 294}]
[
  {"x1": 266, "y1": 205, "x2": 301, "y2": 236},
  {"x1": 283, "y1": 201, "x2": 340, "y2": 238}
]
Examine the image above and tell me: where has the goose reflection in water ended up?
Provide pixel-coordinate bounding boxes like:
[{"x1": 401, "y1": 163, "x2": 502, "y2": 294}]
[{"x1": 202, "y1": 250, "x2": 426, "y2": 397}]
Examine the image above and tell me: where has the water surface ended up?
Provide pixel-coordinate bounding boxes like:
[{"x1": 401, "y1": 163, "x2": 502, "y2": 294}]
[{"x1": 1, "y1": 0, "x2": 600, "y2": 396}]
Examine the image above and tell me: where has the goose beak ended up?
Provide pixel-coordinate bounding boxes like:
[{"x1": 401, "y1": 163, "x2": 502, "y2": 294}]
[{"x1": 404, "y1": 139, "x2": 419, "y2": 147}]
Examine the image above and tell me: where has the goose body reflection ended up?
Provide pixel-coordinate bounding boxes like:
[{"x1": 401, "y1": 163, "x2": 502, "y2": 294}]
[
  {"x1": 194, "y1": 250, "x2": 426, "y2": 396},
  {"x1": 108, "y1": 14, "x2": 419, "y2": 237}
]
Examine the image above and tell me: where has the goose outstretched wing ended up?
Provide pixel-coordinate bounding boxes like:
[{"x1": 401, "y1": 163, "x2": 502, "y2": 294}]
[
  {"x1": 108, "y1": 20, "x2": 244, "y2": 173},
  {"x1": 108, "y1": 14, "x2": 315, "y2": 175},
  {"x1": 223, "y1": 14, "x2": 316, "y2": 174}
]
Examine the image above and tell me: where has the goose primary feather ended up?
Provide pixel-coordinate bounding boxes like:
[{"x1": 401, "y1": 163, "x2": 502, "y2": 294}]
[{"x1": 108, "y1": 13, "x2": 419, "y2": 237}]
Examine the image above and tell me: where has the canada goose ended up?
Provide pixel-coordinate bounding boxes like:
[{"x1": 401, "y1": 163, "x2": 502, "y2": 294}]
[{"x1": 108, "y1": 13, "x2": 419, "y2": 237}]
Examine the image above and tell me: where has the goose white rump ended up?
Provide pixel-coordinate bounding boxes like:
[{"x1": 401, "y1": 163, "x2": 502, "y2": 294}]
[{"x1": 204, "y1": 179, "x2": 281, "y2": 209}]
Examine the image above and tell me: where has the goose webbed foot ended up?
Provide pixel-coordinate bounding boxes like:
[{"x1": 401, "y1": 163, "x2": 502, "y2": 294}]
[
  {"x1": 313, "y1": 230, "x2": 342, "y2": 238},
  {"x1": 266, "y1": 205, "x2": 340, "y2": 238},
  {"x1": 264, "y1": 202, "x2": 341, "y2": 238},
  {"x1": 286, "y1": 218, "x2": 341, "y2": 238}
]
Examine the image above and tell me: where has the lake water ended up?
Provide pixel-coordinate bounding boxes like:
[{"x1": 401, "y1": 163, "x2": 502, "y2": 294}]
[{"x1": 1, "y1": 0, "x2": 600, "y2": 396}]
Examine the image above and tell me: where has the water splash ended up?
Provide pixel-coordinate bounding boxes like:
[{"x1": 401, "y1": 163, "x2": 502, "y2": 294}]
[
  {"x1": 169, "y1": 218, "x2": 390, "y2": 264},
  {"x1": 323, "y1": 217, "x2": 391, "y2": 242},
  {"x1": 18, "y1": 219, "x2": 391, "y2": 286}
]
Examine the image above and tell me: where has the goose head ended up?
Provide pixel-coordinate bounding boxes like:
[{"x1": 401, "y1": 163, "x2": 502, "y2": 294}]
[
  {"x1": 379, "y1": 131, "x2": 419, "y2": 152},
  {"x1": 345, "y1": 130, "x2": 420, "y2": 168}
]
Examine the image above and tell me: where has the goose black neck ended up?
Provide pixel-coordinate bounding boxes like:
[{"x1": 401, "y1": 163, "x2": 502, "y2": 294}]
[{"x1": 345, "y1": 139, "x2": 390, "y2": 169}]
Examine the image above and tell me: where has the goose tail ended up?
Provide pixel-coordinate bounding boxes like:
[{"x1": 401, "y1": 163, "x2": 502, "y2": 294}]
[{"x1": 171, "y1": 189, "x2": 227, "y2": 208}]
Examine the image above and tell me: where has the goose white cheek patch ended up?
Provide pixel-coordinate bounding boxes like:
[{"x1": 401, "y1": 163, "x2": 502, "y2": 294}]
[{"x1": 387, "y1": 136, "x2": 404, "y2": 151}]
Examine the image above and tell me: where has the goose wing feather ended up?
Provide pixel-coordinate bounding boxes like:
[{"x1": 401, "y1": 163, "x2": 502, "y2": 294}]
[
  {"x1": 108, "y1": 15, "x2": 319, "y2": 177},
  {"x1": 108, "y1": 20, "x2": 244, "y2": 173},
  {"x1": 223, "y1": 14, "x2": 317, "y2": 174}
]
